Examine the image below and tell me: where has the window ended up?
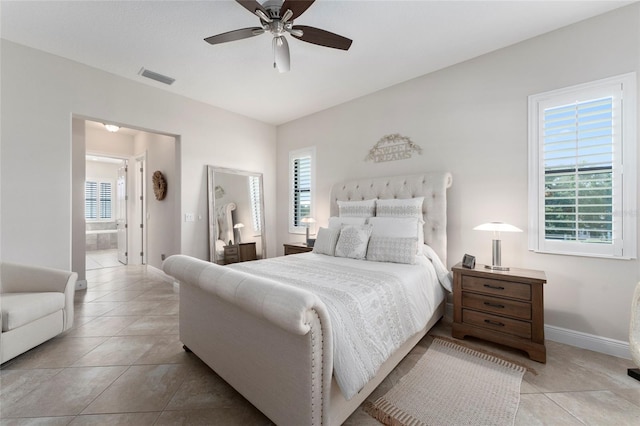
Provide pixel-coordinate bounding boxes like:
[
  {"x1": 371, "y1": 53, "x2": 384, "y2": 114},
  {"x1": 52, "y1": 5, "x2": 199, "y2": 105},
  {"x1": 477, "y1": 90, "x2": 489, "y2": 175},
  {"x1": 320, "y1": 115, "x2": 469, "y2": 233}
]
[
  {"x1": 85, "y1": 180, "x2": 114, "y2": 221},
  {"x1": 249, "y1": 175, "x2": 262, "y2": 233},
  {"x1": 528, "y1": 73, "x2": 636, "y2": 258},
  {"x1": 289, "y1": 147, "x2": 315, "y2": 233}
]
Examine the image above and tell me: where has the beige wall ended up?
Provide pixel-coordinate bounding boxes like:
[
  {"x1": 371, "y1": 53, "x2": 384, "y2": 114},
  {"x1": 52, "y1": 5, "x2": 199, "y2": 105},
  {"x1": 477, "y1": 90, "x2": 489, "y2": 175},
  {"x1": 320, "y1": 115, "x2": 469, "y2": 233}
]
[
  {"x1": 1, "y1": 40, "x2": 277, "y2": 273},
  {"x1": 276, "y1": 5, "x2": 640, "y2": 345}
]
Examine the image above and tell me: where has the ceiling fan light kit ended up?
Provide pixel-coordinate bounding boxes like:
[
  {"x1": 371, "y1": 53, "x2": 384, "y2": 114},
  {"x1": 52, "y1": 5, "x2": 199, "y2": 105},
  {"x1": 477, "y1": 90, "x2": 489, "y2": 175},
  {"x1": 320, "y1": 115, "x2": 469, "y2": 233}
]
[{"x1": 205, "y1": 0, "x2": 352, "y2": 73}]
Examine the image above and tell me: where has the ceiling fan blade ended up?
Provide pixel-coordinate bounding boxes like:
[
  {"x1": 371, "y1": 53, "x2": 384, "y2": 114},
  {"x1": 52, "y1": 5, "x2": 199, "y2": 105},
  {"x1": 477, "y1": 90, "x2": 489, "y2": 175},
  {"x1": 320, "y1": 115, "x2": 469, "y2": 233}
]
[
  {"x1": 273, "y1": 36, "x2": 290, "y2": 73},
  {"x1": 291, "y1": 25, "x2": 352, "y2": 50},
  {"x1": 204, "y1": 27, "x2": 264, "y2": 45},
  {"x1": 280, "y1": 0, "x2": 315, "y2": 21},
  {"x1": 236, "y1": 0, "x2": 269, "y2": 18}
]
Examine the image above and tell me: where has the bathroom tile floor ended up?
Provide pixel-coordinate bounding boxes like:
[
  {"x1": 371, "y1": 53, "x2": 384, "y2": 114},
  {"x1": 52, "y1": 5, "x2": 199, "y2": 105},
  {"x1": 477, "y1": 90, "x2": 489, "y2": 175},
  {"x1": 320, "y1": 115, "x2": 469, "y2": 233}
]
[
  {"x1": 86, "y1": 249, "x2": 122, "y2": 270},
  {"x1": 1, "y1": 264, "x2": 639, "y2": 425}
]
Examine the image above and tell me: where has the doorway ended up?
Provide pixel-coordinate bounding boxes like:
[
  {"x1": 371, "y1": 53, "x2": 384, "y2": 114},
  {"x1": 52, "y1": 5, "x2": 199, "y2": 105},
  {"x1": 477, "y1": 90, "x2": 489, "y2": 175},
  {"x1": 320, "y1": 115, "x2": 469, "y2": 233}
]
[
  {"x1": 85, "y1": 155, "x2": 128, "y2": 270},
  {"x1": 72, "y1": 117, "x2": 179, "y2": 287}
]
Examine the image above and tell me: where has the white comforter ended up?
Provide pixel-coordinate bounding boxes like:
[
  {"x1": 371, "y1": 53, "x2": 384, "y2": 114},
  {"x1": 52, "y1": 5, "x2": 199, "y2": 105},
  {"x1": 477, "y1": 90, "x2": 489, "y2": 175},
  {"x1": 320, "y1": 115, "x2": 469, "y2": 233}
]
[{"x1": 230, "y1": 251, "x2": 448, "y2": 400}]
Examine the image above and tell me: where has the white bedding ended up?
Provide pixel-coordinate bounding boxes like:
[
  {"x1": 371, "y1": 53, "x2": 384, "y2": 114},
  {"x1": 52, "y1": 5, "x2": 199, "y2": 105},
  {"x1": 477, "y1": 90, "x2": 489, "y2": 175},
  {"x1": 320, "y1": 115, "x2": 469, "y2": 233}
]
[{"x1": 230, "y1": 251, "x2": 447, "y2": 400}]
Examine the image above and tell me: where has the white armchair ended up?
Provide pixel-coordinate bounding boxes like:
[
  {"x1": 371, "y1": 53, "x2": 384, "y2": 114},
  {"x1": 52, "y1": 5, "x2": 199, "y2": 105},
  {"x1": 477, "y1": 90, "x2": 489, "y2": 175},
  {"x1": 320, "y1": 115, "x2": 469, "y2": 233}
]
[
  {"x1": 0, "y1": 261, "x2": 76, "y2": 364},
  {"x1": 629, "y1": 281, "x2": 640, "y2": 381}
]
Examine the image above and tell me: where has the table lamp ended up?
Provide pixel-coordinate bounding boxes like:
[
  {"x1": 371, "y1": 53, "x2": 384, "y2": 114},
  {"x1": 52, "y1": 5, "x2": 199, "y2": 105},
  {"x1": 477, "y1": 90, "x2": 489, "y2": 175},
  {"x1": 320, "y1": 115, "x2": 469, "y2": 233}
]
[
  {"x1": 473, "y1": 222, "x2": 522, "y2": 271},
  {"x1": 233, "y1": 223, "x2": 245, "y2": 244},
  {"x1": 300, "y1": 217, "x2": 316, "y2": 245}
]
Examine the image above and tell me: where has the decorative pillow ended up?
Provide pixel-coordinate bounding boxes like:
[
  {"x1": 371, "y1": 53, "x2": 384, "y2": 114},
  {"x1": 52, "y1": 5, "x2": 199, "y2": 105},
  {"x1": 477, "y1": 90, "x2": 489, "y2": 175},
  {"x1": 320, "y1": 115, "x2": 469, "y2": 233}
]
[
  {"x1": 376, "y1": 197, "x2": 424, "y2": 218},
  {"x1": 368, "y1": 216, "x2": 424, "y2": 254},
  {"x1": 366, "y1": 237, "x2": 417, "y2": 264},
  {"x1": 328, "y1": 216, "x2": 367, "y2": 229},
  {"x1": 313, "y1": 227, "x2": 341, "y2": 256},
  {"x1": 334, "y1": 225, "x2": 372, "y2": 260},
  {"x1": 337, "y1": 199, "x2": 376, "y2": 218}
]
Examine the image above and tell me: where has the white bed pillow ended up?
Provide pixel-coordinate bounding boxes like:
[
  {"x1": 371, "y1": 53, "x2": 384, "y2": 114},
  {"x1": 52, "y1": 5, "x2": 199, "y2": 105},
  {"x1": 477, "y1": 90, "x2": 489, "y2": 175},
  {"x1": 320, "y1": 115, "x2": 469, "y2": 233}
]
[
  {"x1": 337, "y1": 199, "x2": 376, "y2": 217},
  {"x1": 328, "y1": 216, "x2": 368, "y2": 229},
  {"x1": 366, "y1": 237, "x2": 417, "y2": 264},
  {"x1": 376, "y1": 197, "x2": 424, "y2": 218},
  {"x1": 313, "y1": 227, "x2": 341, "y2": 256},
  {"x1": 368, "y1": 216, "x2": 424, "y2": 254},
  {"x1": 334, "y1": 225, "x2": 372, "y2": 260}
]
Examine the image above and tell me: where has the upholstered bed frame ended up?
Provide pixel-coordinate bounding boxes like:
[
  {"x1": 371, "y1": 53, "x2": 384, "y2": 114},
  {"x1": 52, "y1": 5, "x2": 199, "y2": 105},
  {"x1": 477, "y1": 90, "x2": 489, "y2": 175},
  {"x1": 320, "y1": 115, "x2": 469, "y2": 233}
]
[{"x1": 163, "y1": 171, "x2": 452, "y2": 425}]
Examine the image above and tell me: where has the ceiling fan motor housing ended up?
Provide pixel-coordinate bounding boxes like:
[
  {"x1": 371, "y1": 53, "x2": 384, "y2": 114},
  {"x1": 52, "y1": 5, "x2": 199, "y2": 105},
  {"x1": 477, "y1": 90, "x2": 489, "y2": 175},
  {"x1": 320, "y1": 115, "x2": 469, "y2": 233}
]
[{"x1": 262, "y1": 0, "x2": 284, "y2": 19}]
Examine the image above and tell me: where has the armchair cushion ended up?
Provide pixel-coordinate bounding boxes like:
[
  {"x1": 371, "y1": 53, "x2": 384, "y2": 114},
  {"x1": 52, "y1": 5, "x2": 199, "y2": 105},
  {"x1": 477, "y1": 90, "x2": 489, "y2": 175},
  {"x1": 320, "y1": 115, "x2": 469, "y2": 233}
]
[{"x1": 1, "y1": 293, "x2": 65, "y2": 332}]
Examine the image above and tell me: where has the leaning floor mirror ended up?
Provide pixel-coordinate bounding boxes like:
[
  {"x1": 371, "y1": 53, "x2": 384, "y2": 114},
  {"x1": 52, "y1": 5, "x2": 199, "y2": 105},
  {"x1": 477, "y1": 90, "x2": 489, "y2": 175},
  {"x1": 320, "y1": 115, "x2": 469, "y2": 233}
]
[{"x1": 207, "y1": 166, "x2": 266, "y2": 264}]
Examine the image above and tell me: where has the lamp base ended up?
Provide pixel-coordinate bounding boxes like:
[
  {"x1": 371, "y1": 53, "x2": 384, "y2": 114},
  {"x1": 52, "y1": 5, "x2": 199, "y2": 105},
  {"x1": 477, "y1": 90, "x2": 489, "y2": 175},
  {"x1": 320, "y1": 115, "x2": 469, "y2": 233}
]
[{"x1": 485, "y1": 265, "x2": 510, "y2": 271}]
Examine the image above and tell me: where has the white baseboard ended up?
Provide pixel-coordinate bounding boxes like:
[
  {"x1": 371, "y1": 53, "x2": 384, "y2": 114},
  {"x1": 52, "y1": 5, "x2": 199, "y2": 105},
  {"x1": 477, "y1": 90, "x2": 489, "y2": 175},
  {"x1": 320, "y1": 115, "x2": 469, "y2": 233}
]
[
  {"x1": 75, "y1": 279, "x2": 87, "y2": 290},
  {"x1": 444, "y1": 302, "x2": 630, "y2": 360},
  {"x1": 545, "y1": 324, "x2": 631, "y2": 360}
]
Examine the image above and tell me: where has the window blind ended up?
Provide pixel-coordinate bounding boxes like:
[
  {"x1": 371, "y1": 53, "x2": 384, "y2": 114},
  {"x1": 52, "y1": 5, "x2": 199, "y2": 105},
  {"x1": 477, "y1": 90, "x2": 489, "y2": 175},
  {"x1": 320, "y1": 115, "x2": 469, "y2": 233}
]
[
  {"x1": 249, "y1": 175, "x2": 262, "y2": 232},
  {"x1": 85, "y1": 180, "x2": 113, "y2": 221},
  {"x1": 100, "y1": 182, "x2": 113, "y2": 220},
  {"x1": 85, "y1": 181, "x2": 98, "y2": 220},
  {"x1": 543, "y1": 97, "x2": 613, "y2": 244},
  {"x1": 293, "y1": 156, "x2": 311, "y2": 227}
]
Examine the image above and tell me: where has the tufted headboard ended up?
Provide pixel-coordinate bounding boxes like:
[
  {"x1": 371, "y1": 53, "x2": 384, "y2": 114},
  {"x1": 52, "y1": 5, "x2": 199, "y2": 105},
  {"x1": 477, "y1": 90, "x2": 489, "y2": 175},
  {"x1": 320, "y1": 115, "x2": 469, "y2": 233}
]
[
  {"x1": 329, "y1": 172, "x2": 453, "y2": 264},
  {"x1": 216, "y1": 202, "x2": 236, "y2": 244}
]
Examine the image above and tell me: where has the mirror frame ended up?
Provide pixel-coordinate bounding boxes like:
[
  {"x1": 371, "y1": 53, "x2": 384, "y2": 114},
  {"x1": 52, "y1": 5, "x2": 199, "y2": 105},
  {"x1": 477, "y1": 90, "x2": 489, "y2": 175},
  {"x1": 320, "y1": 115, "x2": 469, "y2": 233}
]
[{"x1": 207, "y1": 165, "x2": 266, "y2": 263}]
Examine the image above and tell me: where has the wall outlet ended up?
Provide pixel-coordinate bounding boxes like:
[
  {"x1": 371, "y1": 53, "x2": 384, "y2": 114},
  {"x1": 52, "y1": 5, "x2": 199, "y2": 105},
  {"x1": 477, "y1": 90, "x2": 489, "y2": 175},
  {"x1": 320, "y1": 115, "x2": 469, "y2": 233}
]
[
  {"x1": 161, "y1": 254, "x2": 166, "y2": 261},
  {"x1": 185, "y1": 213, "x2": 194, "y2": 222}
]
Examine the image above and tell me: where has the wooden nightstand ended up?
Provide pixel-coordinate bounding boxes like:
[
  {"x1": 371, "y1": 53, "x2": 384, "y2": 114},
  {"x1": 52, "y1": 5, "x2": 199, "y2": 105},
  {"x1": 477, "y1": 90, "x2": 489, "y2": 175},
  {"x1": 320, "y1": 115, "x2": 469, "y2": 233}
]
[
  {"x1": 452, "y1": 263, "x2": 547, "y2": 363},
  {"x1": 224, "y1": 242, "x2": 257, "y2": 264},
  {"x1": 284, "y1": 242, "x2": 313, "y2": 255}
]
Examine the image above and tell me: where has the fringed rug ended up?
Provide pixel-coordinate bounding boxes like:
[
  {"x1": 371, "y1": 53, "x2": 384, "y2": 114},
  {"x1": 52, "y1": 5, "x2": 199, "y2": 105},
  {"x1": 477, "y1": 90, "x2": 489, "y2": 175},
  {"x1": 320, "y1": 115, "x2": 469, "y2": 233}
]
[{"x1": 364, "y1": 337, "x2": 526, "y2": 426}]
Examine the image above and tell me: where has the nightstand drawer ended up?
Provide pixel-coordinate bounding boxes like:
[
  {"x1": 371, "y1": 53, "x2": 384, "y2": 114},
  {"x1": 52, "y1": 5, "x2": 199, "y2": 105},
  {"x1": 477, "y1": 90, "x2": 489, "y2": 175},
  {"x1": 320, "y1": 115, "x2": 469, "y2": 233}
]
[
  {"x1": 462, "y1": 276, "x2": 531, "y2": 301},
  {"x1": 463, "y1": 309, "x2": 532, "y2": 339},
  {"x1": 462, "y1": 292, "x2": 531, "y2": 320},
  {"x1": 225, "y1": 246, "x2": 239, "y2": 255}
]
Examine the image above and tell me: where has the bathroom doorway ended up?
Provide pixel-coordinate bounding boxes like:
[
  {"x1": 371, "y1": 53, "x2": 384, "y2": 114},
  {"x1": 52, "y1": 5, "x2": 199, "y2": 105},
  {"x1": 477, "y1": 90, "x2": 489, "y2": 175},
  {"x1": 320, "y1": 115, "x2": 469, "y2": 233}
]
[{"x1": 85, "y1": 155, "x2": 128, "y2": 270}]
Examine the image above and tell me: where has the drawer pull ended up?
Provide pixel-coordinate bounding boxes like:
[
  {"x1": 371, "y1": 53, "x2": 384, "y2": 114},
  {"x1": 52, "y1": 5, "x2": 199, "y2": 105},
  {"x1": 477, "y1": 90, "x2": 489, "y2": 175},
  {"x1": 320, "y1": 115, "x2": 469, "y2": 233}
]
[
  {"x1": 484, "y1": 301, "x2": 505, "y2": 309},
  {"x1": 483, "y1": 283, "x2": 505, "y2": 290},
  {"x1": 484, "y1": 319, "x2": 505, "y2": 327}
]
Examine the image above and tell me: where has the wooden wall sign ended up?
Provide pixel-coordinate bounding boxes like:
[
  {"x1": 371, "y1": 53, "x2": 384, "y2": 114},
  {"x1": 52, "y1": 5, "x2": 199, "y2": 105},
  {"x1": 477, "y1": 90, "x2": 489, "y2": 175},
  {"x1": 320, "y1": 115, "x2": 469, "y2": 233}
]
[{"x1": 365, "y1": 134, "x2": 422, "y2": 163}]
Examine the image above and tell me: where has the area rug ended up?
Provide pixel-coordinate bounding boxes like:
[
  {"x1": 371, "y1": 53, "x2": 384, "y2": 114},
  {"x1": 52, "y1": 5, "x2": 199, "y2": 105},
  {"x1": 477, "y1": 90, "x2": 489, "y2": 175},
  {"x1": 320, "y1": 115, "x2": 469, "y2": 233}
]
[{"x1": 364, "y1": 337, "x2": 526, "y2": 426}]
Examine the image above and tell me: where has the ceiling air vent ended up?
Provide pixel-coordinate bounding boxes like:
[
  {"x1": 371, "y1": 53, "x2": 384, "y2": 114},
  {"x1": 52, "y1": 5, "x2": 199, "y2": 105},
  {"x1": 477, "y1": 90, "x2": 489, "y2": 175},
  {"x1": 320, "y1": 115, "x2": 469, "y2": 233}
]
[{"x1": 138, "y1": 68, "x2": 175, "y2": 85}]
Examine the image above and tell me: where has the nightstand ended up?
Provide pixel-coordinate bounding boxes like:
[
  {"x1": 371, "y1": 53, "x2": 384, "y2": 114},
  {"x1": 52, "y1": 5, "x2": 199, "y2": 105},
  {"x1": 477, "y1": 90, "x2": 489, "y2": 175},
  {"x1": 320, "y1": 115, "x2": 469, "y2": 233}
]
[
  {"x1": 224, "y1": 242, "x2": 257, "y2": 264},
  {"x1": 284, "y1": 242, "x2": 313, "y2": 255},
  {"x1": 452, "y1": 263, "x2": 547, "y2": 363}
]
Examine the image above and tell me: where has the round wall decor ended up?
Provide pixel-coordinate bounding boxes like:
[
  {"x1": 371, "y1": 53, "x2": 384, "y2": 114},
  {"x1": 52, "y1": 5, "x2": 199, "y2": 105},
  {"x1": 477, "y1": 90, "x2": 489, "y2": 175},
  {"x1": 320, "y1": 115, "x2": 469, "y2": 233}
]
[{"x1": 152, "y1": 171, "x2": 167, "y2": 200}]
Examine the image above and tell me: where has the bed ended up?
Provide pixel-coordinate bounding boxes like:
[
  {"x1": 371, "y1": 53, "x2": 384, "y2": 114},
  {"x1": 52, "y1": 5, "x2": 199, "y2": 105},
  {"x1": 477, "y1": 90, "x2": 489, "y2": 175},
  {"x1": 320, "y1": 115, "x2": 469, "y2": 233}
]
[{"x1": 163, "y1": 171, "x2": 452, "y2": 425}]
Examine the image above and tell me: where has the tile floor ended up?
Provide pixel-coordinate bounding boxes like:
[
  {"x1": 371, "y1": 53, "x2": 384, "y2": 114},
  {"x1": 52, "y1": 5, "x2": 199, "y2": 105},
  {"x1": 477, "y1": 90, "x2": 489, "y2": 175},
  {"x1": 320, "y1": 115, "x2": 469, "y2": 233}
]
[
  {"x1": 1, "y1": 264, "x2": 639, "y2": 425},
  {"x1": 86, "y1": 249, "x2": 122, "y2": 270}
]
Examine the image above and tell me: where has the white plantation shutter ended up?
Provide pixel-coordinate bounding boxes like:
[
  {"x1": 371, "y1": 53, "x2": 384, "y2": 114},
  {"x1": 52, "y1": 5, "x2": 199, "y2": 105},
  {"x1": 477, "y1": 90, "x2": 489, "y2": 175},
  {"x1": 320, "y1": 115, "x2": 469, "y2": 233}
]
[
  {"x1": 543, "y1": 97, "x2": 614, "y2": 244},
  {"x1": 85, "y1": 181, "x2": 98, "y2": 219},
  {"x1": 85, "y1": 180, "x2": 114, "y2": 221},
  {"x1": 249, "y1": 175, "x2": 262, "y2": 232},
  {"x1": 289, "y1": 147, "x2": 315, "y2": 233},
  {"x1": 100, "y1": 182, "x2": 113, "y2": 219},
  {"x1": 529, "y1": 73, "x2": 636, "y2": 258},
  {"x1": 293, "y1": 156, "x2": 311, "y2": 226}
]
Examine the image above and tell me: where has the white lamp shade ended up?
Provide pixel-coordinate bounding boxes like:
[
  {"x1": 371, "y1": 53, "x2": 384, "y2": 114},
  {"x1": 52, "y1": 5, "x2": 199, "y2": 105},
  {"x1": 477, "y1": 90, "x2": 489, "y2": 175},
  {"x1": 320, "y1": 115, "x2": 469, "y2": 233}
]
[
  {"x1": 233, "y1": 223, "x2": 245, "y2": 229},
  {"x1": 300, "y1": 217, "x2": 316, "y2": 225},
  {"x1": 473, "y1": 222, "x2": 522, "y2": 233}
]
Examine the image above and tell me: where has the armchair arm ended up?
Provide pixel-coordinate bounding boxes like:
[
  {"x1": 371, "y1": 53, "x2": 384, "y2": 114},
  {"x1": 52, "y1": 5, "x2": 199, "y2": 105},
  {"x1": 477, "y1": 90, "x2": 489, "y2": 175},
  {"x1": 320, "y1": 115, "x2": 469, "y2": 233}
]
[{"x1": 1, "y1": 262, "x2": 77, "y2": 330}]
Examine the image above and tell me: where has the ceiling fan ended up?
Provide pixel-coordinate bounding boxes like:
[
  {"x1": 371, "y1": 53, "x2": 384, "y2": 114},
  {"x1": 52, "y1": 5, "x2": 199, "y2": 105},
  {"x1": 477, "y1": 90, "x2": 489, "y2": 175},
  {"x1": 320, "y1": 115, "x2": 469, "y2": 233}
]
[{"x1": 204, "y1": 0, "x2": 353, "y2": 73}]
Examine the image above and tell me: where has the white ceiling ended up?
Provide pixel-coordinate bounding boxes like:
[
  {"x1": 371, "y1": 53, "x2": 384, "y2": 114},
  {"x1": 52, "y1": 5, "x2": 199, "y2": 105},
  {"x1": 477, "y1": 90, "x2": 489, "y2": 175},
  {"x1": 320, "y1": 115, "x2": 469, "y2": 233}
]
[{"x1": 1, "y1": 0, "x2": 634, "y2": 125}]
